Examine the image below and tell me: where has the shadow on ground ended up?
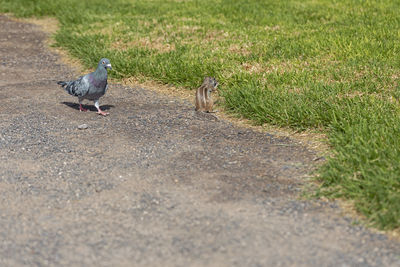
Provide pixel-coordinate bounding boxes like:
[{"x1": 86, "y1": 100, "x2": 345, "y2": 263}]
[{"x1": 61, "y1": 101, "x2": 115, "y2": 112}]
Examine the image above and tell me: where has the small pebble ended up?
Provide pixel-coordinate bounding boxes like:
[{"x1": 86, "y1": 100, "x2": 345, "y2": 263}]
[{"x1": 78, "y1": 124, "x2": 88, "y2": 130}]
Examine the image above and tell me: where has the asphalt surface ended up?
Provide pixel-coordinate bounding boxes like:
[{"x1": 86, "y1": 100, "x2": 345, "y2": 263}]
[{"x1": 0, "y1": 15, "x2": 399, "y2": 267}]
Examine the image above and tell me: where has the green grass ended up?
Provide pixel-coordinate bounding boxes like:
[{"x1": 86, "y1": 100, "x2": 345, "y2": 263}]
[{"x1": 1, "y1": 0, "x2": 399, "y2": 230}]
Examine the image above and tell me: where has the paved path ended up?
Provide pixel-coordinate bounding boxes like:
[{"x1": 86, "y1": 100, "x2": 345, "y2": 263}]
[{"x1": 0, "y1": 15, "x2": 399, "y2": 266}]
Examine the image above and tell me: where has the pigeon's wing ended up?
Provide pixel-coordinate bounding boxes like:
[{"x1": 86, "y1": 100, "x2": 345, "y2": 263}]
[
  {"x1": 64, "y1": 75, "x2": 90, "y2": 97},
  {"x1": 84, "y1": 74, "x2": 108, "y2": 100}
]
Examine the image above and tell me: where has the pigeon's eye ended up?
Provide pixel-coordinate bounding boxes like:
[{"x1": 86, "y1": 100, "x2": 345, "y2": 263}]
[{"x1": 102, "y1": 61, "x2": 105, "y2": 64}]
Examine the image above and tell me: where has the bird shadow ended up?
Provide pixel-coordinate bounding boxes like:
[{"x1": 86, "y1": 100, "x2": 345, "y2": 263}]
[{"x1": 61, "y1": 102, "x2": 115, "y2": 112}]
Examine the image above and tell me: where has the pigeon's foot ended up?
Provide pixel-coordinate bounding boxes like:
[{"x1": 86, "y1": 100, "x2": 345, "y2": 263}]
[
  {"x1": 94, "y1": 101, "x2": 109, "y2": 116},
  {"x1": 97, "y1": 110, "x2": 109, "y2": 116},
  {"x1": 79, "y1": 104, "x2": 88, "y2": 112}
]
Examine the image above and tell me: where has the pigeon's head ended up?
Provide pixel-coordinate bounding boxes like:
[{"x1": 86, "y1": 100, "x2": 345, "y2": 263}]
[{"x1": 99, "y1": 58, "x2": 112, "y2": 70}]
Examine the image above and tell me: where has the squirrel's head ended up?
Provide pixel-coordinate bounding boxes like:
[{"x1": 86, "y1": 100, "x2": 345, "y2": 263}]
[{"x1": 203, "y1": 77, "x2": 219, "y2": 91}]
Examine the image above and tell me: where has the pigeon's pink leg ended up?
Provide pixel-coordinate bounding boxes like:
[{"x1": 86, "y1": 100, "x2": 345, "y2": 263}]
[
  {"x1": 79, "y1": 104, "x2": 88, "y2": 112},
  {"x1": 96, "y1": 109, "x2": 109, "y2": 116},
  {"x1": 94, "y1": 100, "x2": 109, "y2": 116},
  {"x1": 78, "y1": 99, "x2": 88, "y2": 112}
]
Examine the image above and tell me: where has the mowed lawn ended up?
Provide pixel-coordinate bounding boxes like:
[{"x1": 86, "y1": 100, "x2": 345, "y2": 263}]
[{"x1": 1, "y1": 0, "x2": 399, "y2": 230}]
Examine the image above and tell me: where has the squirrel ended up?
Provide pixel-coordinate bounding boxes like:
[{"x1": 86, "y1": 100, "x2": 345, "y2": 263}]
[{"x1": 195, "y1": 77, "x2": 219, "y2": 113}]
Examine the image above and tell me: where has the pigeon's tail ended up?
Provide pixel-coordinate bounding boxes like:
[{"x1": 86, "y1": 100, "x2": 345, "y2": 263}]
[
  {"x1": 57, "y1": 80, "x2": 76, "y2": 96},
  {"x1": 57, "y1": 81, "x2": 68, "y2": 88},
  {"x1": 57, "y1": 81, "x2": 71, "y2": 94}
]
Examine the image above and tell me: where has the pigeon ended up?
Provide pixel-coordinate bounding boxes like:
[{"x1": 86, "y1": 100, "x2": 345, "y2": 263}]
[{"x1": 57, "y1": 58, "x2": 112, "y2": 116}]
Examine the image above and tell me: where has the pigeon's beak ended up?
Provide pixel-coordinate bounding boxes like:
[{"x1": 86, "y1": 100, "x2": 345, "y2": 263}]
[{"x1": 106, "y1": 64, "x2": 112, "y2": 70}]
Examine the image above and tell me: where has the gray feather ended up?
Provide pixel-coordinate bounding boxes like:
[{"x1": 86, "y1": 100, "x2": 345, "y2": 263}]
[
  {"x1": 57, "y1": 58, "x2": 112, "y2": 102},
  {"x1": 57, "y1": 76, "x2": 88, "y2": 97}
]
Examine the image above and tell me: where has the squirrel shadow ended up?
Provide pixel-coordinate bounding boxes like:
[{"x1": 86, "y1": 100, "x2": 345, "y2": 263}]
[{"x1": 61, "y1": 102, "x2": 115, "y2": 112}]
